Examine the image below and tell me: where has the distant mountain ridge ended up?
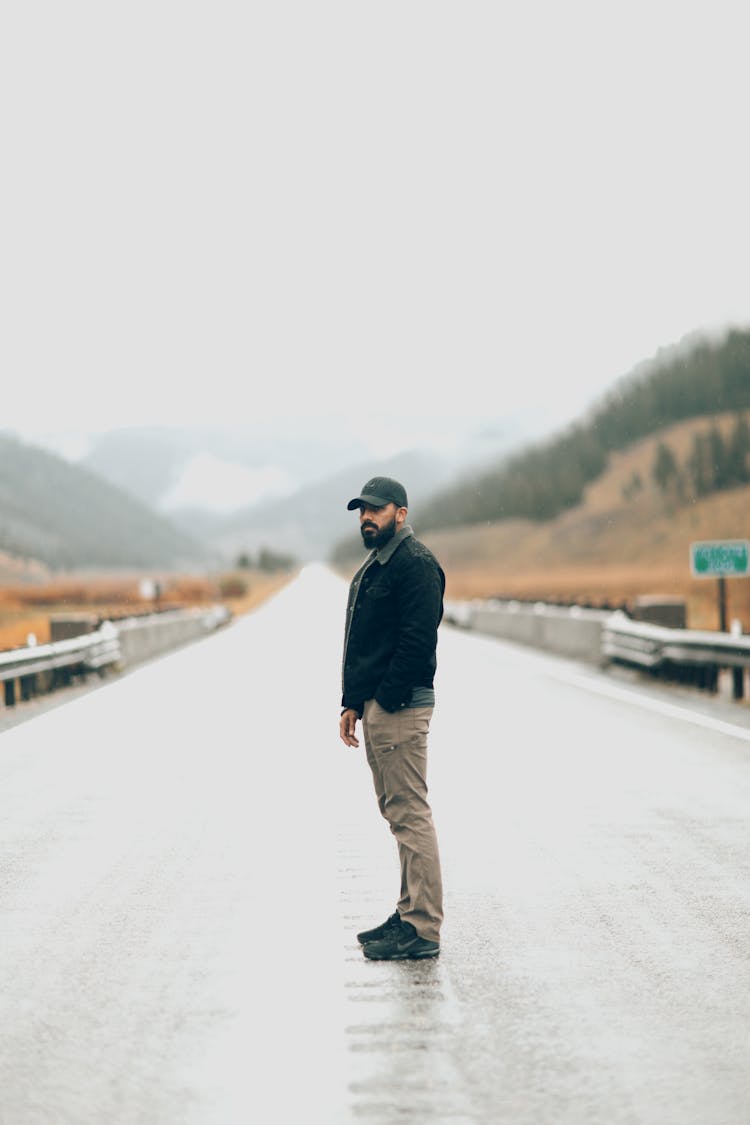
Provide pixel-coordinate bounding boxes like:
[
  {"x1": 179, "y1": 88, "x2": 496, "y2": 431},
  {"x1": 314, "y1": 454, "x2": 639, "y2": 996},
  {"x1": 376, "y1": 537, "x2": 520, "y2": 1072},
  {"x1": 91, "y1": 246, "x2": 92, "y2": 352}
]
[
  {"x1": 0, "y1": 427, "x2": 527, "y2": 572},
  {"x1": 77, "y1": 416, "x2": 536, "y2": 518},
  {"x1": 0, "y1": 433, "x2": 212, "y2": 571},
  {"x1": 61, "y1": 415, "x2": 538, "y2": 562},
  {"x1": 13, "y1": 327, "x2": 746, "y2": 573},
  {"x1": 180, "y1": 449, "x2": 458, "y2": 563},
  {"x1": 0, "y1": 408, "x2": 543, "y2": 570}
]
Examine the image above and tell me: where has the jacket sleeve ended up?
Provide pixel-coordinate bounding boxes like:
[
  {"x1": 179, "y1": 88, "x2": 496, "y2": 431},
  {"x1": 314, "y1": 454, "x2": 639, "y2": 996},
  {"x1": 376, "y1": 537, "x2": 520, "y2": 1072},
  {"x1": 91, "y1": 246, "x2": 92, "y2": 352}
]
[
  {"x1": 374, "y1": 553, "x2": 444, "y2": 712},
  {"x1": 340, "y1": 697, "x2": 364, "y2": 717}
]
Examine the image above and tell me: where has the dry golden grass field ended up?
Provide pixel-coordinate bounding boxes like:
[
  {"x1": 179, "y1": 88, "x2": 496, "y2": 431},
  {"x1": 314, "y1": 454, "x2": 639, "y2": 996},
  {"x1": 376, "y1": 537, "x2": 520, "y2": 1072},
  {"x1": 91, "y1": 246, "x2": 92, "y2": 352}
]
[
  {"x1": 423, "y1": 415, "x2": 750, "y2": 632},
  {"x1": 0, "y1": 569, "x2": 293, "y2": 651}
]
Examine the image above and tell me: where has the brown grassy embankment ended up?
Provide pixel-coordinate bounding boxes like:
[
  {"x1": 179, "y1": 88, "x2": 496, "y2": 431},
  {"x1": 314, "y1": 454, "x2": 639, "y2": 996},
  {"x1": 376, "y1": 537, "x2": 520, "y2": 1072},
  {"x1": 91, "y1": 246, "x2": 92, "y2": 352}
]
[{"x1": 422, "y1": 416, "x2": 750, "y2": 632}]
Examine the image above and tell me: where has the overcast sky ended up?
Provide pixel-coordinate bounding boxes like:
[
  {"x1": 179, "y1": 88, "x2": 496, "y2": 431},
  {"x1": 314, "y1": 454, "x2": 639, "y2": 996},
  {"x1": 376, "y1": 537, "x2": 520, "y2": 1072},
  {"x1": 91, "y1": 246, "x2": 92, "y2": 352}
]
[{"x1": 2, "y1": 1, "x2": 748, "y2": 458}]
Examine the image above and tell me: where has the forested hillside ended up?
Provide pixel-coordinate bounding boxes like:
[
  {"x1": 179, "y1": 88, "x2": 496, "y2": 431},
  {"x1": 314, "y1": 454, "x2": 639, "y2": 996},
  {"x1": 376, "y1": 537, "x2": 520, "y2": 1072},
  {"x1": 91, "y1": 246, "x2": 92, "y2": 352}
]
[
  {"x1": 0, "y1": 433, "x2": 211, "y2": 570},
  {"x1": 419, "y1": 412, "x2": 750, "y2": 629},
  {"x1": 418, "y1": 328, "x2": 750, "y2": 531}
]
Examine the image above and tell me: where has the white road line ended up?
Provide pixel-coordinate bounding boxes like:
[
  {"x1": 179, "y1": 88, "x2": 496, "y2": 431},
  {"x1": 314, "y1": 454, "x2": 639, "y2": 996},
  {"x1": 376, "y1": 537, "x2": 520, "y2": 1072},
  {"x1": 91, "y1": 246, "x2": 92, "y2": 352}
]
[{"x1": 553, "y1": 669, "x2": 750, "y2": 743}]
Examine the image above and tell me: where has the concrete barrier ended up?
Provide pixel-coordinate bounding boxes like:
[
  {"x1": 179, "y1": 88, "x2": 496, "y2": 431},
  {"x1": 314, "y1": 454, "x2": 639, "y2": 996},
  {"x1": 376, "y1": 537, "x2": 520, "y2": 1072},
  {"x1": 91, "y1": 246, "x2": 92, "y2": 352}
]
[
  {"x1": 446, "y1": 599, "x2": 610, "y2": 665},
  {"x1": 114, "y1": 606, "x2": 231, "y2": 668}
]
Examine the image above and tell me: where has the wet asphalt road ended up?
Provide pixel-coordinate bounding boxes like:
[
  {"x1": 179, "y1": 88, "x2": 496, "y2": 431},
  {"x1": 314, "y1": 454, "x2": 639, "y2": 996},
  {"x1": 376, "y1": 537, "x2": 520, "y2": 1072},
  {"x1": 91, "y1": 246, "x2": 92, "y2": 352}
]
[{"x1": 1, "y1": 565, "x2": 750, "y2": 1124}]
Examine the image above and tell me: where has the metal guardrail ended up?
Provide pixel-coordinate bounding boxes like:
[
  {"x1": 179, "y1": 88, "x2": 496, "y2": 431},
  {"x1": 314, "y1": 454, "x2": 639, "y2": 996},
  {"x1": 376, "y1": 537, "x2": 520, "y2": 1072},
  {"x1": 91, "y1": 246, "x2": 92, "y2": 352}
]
[
  {"x1": 0, "y1": 623, "x2": 121, "y2": 683},
  {"x1": 0, "y1": 605, "x2": 232, "y2": 709},
  {"x1": 0, "y1": 623, "x2": 121, "y2": 706},
  {"x1": 602, "y1": 611, "x2": 750, "y2": 671},
  {"x1": 446, "y1": 598, "x2": 750, "y2": 700}
]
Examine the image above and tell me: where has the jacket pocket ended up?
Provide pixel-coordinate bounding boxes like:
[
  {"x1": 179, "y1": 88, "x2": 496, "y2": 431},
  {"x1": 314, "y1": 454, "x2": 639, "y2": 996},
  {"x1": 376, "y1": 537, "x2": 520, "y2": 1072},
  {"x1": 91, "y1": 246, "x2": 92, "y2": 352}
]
[{"x1": 365, "y1": 585, "x2": 390, "y2": 599}]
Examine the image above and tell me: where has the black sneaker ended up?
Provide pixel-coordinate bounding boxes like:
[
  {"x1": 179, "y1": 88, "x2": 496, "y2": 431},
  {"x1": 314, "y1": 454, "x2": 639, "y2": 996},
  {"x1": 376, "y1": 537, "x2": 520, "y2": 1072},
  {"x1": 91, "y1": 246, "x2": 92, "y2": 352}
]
[
  {"x1": 363, "y1": 920, "x2": 440, "y2": 960},
  {"x1": 357, "y1": 911, "x2": 401, "y2": 945}
]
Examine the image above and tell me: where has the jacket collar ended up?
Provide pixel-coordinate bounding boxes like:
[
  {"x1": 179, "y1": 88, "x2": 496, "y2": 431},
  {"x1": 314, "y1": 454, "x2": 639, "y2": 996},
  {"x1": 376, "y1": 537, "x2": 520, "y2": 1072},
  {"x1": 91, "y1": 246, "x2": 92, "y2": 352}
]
[{"x1": 372, "y1": 524, "x2": 413, "y2": 566}]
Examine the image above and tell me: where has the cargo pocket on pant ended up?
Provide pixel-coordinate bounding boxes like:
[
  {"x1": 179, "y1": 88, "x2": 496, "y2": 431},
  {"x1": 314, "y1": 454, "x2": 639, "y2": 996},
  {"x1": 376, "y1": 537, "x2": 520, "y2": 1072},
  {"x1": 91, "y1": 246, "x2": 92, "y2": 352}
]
[{"x1": 366, "y1": 700, "x2": 403, "y2": 755}]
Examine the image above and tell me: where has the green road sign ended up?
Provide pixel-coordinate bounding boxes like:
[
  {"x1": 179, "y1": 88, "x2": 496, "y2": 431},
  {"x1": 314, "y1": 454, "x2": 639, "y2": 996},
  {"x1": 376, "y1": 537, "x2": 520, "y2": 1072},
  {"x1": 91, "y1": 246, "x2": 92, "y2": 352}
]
[{"x1": 690, "y1": 539, "x2": 750, "y2": 578}]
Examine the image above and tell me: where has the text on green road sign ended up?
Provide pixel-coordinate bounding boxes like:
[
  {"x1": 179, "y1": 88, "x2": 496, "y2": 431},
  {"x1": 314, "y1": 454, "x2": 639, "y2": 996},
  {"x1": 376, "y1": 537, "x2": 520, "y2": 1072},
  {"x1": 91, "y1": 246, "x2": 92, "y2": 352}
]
[{"x1": 690, "y1": 540, "x2": 750, "y2": 578}]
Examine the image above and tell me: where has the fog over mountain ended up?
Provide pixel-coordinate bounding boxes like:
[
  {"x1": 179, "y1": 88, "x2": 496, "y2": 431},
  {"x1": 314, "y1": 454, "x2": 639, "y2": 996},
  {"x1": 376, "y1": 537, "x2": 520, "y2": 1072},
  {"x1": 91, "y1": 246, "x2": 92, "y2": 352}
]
[
  {"x1": 78, "y1": 424, "x2": 363, "y2": 512},
  {"x1": 193, "y1": 448, "x2": 459, "y2": 563},
  {"x1": 18, "y1": 410, "x2": 545, "y2": 563},
  {"x1": 75, "y1": 414, "x2": 540, "y2": 511}
]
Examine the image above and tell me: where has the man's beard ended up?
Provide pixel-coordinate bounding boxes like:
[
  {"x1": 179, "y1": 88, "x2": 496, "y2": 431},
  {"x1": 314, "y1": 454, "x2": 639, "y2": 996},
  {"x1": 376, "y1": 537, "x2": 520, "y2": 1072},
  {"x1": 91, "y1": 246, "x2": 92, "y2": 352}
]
[{"x1": 361, "y1": 515, "x2": 397, "y2": 550}]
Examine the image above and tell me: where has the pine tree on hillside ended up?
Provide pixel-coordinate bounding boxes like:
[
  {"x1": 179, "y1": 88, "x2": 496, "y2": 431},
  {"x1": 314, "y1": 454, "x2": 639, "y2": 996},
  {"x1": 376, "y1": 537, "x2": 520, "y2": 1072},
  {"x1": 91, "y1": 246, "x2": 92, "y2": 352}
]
[
  {"x1": 725, "y1": 413, "x2": 750, "y2": 486},
  {"x1": 707, "y1": 424, "x2": 728, "y2": 488},
  {"x1": 686, "y1": 432, "x2": 716, "y2": 498},
  {"x1": 652, "y1": 442, "x2": 680, "y2": 494}
]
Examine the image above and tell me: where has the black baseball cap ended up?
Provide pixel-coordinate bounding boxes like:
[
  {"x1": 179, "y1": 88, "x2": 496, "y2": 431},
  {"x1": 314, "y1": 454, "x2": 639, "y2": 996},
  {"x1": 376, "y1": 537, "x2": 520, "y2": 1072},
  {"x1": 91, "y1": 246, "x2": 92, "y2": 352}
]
[{"x1": 347, "y1": 476, "x2": 408, "y2": 511}]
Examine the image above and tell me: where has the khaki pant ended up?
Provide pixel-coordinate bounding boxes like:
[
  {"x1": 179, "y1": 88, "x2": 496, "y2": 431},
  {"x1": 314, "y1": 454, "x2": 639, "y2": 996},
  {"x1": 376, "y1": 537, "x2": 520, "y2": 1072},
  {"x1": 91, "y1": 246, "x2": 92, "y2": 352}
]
[{"x1": 361, "y1": 699, "x2": 443, "y2": 943}]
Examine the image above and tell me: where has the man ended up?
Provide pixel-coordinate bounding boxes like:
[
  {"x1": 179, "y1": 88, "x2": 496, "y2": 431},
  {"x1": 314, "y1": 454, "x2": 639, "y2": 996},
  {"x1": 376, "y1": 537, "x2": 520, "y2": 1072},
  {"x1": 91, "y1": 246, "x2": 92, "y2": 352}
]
[{"x1": 339, "y1": 476, "x2": 445, "y2": 960}]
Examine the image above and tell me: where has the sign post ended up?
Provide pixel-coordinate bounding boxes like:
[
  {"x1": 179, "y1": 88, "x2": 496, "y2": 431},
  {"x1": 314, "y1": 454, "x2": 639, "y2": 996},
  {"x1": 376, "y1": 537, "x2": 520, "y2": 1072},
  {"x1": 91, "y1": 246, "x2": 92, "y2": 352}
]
[
  {"x1": 690, "y1": 539, "x2": 750, "y2": 627},
  {"x1": 718, "y1": 576, "x2": 728, "y2": 632},
  {"x1": 690, "y1": 539, "x2": 750, "y2": 699}
]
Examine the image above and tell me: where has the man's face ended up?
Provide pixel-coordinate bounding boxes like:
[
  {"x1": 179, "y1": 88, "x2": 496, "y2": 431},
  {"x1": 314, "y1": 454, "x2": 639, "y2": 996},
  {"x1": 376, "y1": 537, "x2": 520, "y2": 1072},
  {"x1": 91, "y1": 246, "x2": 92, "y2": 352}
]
[{"x1": 359, "y1": 502, "x2": 404, "y2": 549}]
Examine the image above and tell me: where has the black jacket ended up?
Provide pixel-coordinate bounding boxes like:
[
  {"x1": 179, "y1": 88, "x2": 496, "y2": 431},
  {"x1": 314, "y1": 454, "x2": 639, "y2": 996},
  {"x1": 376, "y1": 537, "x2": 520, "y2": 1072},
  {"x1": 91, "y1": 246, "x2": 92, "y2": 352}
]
[{"x1": 341, "y1": 526, "x2": 445, "y2": 715}]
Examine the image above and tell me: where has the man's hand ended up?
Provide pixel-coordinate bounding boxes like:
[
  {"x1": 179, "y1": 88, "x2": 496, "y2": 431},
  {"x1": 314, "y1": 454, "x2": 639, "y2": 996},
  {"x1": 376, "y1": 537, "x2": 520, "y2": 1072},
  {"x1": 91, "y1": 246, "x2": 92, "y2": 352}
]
[{"x1": 340, "y1": 708, "x2": 360, "y2": 748}]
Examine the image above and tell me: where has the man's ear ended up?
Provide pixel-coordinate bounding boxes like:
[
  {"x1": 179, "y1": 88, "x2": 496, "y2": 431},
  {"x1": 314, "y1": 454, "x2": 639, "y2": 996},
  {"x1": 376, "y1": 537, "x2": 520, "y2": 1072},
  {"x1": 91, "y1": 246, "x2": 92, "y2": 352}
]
[{"x1": 395, "y1": 506, "x2": 408, "y2": 526}]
